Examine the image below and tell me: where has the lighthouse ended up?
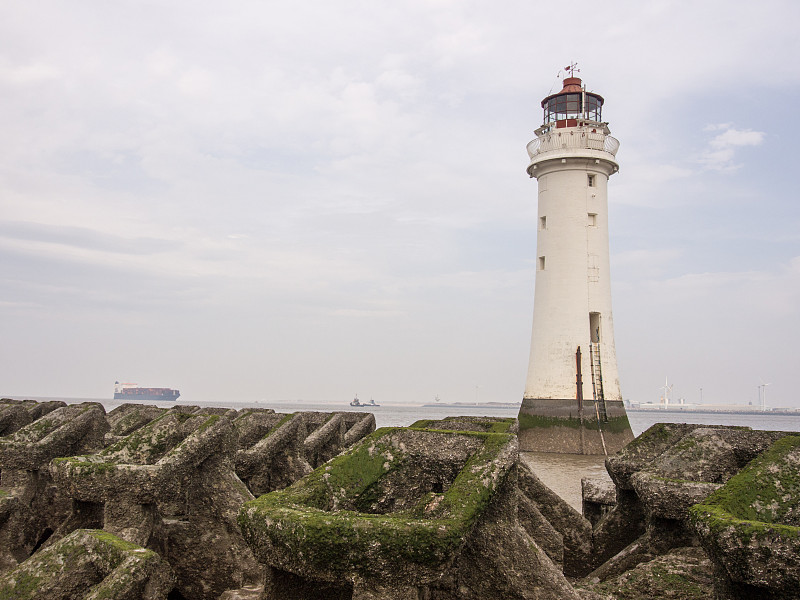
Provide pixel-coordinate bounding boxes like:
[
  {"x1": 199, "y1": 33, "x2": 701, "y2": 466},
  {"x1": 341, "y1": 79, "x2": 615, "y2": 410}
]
[{"x1": 517, "y1": 68, "x2": 634, "y2": 455}]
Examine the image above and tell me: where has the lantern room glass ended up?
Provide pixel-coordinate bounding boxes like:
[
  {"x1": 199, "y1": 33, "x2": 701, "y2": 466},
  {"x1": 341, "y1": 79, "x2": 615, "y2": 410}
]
[{"x1": 543, "y1": 93, "x2": 603, "y2": 124}]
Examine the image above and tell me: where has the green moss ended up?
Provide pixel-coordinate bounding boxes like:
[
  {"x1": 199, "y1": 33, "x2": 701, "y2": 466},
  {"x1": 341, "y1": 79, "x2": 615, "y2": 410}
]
[
  {"x1": 0, "y1": 529, "x2": 160, "y2": 600},
  {"x1": 52, "y1": 456, "x2": 117, "y2": 476},
  {"x1": 20, "y1": 417, "x2": 55, "y2": 439},
  {"x1": 410, "y1": 417, "x2": 516, "y2": 434},
  {"x1": 489, "y1": 420, "x2": 514, "y2": 433},
  {"x1": 175, "y1": 412, "x2": 195, "y2": 423},
  {"x1": 86, "y1": 529, "x2": 144, "y2": 553},
  {"x1": 586, "y1": 559, "x2": 710, "y2": 600},
  {"x1": 239, "y1": 428, "x2": 514, "y2": 578},
  {"x1": 197, "y1": 415, "x2": 220, "y2": 433},
  {"x1": 263, "y1": 413, "x2": 294, "y2": 440},
  {"x1": 0, "y1": 573, "x2": 42, "y2": 600},
  {"x1": 519, "y1": 411, "x2": 634, "y2": 432},
  {"x1": 695, "y1": 435, "x2": 800, "y2": 522},
  {"x1": 690, "y1": 435, "x2": 800, "y2": 543},
  {"x1": 0, "y1": 532, "x2": 89, "y2": 599}
]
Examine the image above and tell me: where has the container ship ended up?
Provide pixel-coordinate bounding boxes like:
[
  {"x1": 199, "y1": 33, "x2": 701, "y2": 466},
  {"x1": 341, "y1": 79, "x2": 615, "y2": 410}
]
[{"x1": 114, "y1": 381, "x2": 180, "y2": 401}]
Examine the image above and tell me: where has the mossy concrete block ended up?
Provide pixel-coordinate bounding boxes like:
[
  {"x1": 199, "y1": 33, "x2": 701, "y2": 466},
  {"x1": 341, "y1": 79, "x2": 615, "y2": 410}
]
[
  {"x1": 606, "y1": 424, "x2": 787, "y2": 495},
  {"x1": 342, "y1": 413, "x2": 376, "y2": 446},
  {"x1": 105, "y1": 404, "x2": 167, "y2": 446},
  {"x1": 235, "y1": 411, "x2": 376, "y2": 497},
  {"x1": 516, "y1": 488, "x2": 565, "y2": 568},
  {"x1": 0, "y1": 403, "x2": 108, "y2": 470},
  {"x1": 690, "y1": 434, "x2": 800, "y2": 596},
  {"x1": 301, "y1": 412, "x2": 375, "y2": 467},
  {"x1": 303, "y1": 413, "x2": 346, "y2": 468},
  {"x1": 239, "y1": 427, "x2": 517, "y2": 589},
  {"x1": 0, "y1": 399, "x2": 65, "y2": 437},
  {"x1": 625, "y1": 427, "x2": 789, "y2": 522},
  {"x1": 590, "y1": 488, "x2": 648, "y2": 572},
  {"x1": 605, "y1": 423, "x2": 701, "y2": 491},
  {"x1": 410, "y1": 415, "x2": 518, "y2": 435},
  {"x1": 50, "y1": 411, "x2": 231, "y2": 504},
  {"x1": 51, "y1": 409, "x2": 261, "y2": 599},
  {"x1": 631, "y1": 475, "x2": 722, "y2": 521},
  {"x1": 516, "y1": 460, "x2": 594, "y2": 577},
  {"x1": 235, "y1": 412, "x2": 311, "y2": 495},
  {"x1": 578, "y1": 546, "x2": 714, "y2": 600},
  {"x1": 0, "y1": 528, "x2": 174, "y2": 600},
  {"x1": 582, "y1": 477, "x2": 616, "y2": 527},
  {"x1": 454, "y1": 470, "x2": 582, "y2": 600},
  {"x1": 232, "y1": 409, "x2": 281, "y2": 450}
]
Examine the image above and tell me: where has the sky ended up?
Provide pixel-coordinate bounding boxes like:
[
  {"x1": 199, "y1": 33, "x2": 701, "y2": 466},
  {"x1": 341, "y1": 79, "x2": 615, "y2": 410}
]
[{"x1": 1, "y1": 1, "x2": 799, "y2": 408}]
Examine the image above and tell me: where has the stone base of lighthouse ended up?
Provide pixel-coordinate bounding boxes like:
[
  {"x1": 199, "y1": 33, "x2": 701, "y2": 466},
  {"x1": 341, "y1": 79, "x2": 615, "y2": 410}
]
[{"x1": 518, "y1": 398, "x2": 634, "y2": 455}]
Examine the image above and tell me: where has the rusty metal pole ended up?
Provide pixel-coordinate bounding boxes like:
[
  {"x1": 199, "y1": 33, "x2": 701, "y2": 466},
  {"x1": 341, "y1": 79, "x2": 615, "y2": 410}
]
[{"x1": 576, "y1": 346, "x2": 585, "y2": 455}]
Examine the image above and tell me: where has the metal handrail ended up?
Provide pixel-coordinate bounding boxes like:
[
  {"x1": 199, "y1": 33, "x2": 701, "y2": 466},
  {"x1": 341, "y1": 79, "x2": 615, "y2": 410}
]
[{"x1": 526, "y1": 128, "x2": 619, "y2": 159}]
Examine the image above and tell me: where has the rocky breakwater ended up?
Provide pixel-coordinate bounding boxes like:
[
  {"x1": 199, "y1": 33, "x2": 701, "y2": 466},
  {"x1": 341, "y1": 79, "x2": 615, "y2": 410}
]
[
  {"x1": 690, "y1": 434, "x2": 800, "y2": 599},
  {"x1": 0, "y1": 400, "x2": 375, "y2": 599},
  {"x1": 238, "y1": 415, "x2": 592, "y2": 600},
  {"x1": 578, "y1": 423, "x2": 798, "y2": 600},
  {"x1": 2, "y1": 399, "x2": 799, "y2": 599}
]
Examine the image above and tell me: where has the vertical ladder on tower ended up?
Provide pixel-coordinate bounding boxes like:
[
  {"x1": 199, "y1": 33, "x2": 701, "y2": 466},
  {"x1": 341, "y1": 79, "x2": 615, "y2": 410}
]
[{"x1": 589, "y1": 343, "x2": 608, "y2": 423}]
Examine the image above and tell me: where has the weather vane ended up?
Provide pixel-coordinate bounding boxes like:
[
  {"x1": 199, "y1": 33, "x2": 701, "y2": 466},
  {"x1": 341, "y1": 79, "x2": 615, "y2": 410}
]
[{"x1": 564, "y1": 61, "x2": 580, "y2": 77}]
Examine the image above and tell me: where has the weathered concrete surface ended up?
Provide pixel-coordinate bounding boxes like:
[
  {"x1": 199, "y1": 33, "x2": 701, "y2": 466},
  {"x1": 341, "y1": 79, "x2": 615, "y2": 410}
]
[
  {"x1": 410, "y1": 415, "x2": 518, "y2": 435},
  {"x1": 0, "y1": 402, "x2": 109, "y2": 572},
  {"x1": 0, "y1": 398, "x2": 65, "y2": 436},
  {"x1": 235, "y1": 412, "x2": 313, "y2": 496},
  {"x1": 0, "y1": 402, "x2": 108, "y2": 471},
  {"x1": 455, "y1": 470, "x2": 582, "y2": 600},
  {"x1": 2, "y1": 399, "x2": 798, "y2": 599},
  {"x1": 589, "y1": 488, "x2": 647, "y2": 573},
  {"x1": 690, "y1": 434, "x2": 800, "y2": 599},
  {"x1": 0, "y1": 400, "x2": 377, "y2": 596},
  {"x1": 239, "y1": 425, "x2": 579, "y2": 599},
  {"x1": 581, "y1": 477, "x2": 616, "y2": 527},
  {"x1": 518, "y1": 398, "x2": 634, "y2": 455},
  {"x1": 50, "y1": 408, "x2": 262, "y2": 599},
  {"x1": 629, "y1": 427, "x2": 788, "y2": 521},
  {"x1": 516, "y1": 460, "x2": 594, "y2": 577},
  {"x1": 104, "y1": 403, "x2": 166, "y2": 446},
  {"x1": 232, "y1": 408, "x2": 280, "y2": 451},
  {"x1": 235, "y1": 411, "x2": 375, "y2": 496},
  {"x1": 577, "y1": 546, "x2": 714, "y2": 600},
  {"x1": 589, "y1": 423, "x2": 799, "y2": 587},
  {"x1": 0, "y1": 528, "x2": 174, "y2": 599}
]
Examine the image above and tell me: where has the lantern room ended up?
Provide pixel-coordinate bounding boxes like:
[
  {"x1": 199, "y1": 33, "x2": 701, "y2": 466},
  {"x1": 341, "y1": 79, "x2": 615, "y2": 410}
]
[{"x1": 541, "y1": 77, "x2": 603, "y2": 128}]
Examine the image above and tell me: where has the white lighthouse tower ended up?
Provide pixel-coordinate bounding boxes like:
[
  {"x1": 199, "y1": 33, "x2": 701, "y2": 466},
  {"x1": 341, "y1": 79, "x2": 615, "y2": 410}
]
[{"x1": 517, "y1": 67, "x2": 634, "y2": 455}]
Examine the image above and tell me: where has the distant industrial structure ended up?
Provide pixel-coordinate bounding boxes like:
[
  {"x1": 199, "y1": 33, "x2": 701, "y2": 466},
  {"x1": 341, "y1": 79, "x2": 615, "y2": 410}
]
[{"x1": 518, "y1": 67, "x2": 634, "y2": 455}]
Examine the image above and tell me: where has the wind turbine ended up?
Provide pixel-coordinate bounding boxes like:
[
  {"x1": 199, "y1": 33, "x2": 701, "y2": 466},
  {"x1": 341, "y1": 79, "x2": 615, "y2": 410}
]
[
  {"x1": 659, "y1": 377, "x2": 673, "y2": 407},
  {"x1": 758, "y1": 379, "x2": 771, "y2": 411}
]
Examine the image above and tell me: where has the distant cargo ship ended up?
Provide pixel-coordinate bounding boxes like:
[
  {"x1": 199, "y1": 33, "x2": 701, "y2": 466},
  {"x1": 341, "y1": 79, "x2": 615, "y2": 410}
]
[
  {"x1": 350, "y1": 395, "x2": 379, "y2": 407},
  {"x1": 114, "y1": 381, "x2": 180, "y2": 401}
]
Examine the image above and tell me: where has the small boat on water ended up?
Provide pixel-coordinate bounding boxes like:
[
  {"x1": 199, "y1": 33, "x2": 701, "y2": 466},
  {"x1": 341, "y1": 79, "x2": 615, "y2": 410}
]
[
  {"x1": 350, "y1": 395, "x2": 380, "y2": 407},
  {"x1": 114, "y1": 381, "x2": 180, "y2": 401}
]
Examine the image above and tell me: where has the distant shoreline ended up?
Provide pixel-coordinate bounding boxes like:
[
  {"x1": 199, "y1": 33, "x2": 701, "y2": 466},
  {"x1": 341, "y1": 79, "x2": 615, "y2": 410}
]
[
  {"x1": 627, "y1": 407, "x2": 800, "y2": 416},
  {"x1": 421, "y1": 402, "x2": 520, "y2": 409},
  {"x1": 4, "y1": 395, "x2": 798, "y2": 417}
]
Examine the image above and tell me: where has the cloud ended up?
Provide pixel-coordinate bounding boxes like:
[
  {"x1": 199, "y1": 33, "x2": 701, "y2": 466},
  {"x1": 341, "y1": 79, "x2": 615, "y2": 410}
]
[{"x1": 700, "y1": 123, "x2": 766, "y2": 171}]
